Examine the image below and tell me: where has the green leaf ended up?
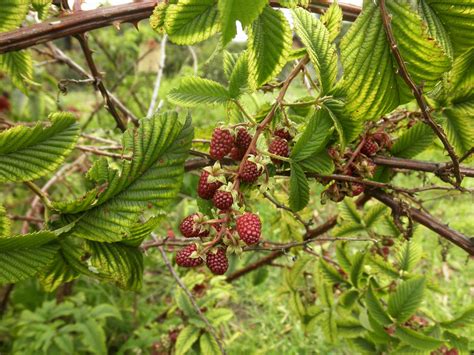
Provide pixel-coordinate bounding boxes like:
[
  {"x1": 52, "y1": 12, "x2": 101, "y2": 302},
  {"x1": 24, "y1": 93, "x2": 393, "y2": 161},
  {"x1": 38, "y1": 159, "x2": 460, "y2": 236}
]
[
  {"x1": 315, "y1": 275, "x2": 334, "y2": 308},
  {"x1": 228, "y1": 51, "x2": 249, "y2": 98},
  {"x1": 218, "y1": 0, "x2": 266, "y2": 46},
  {"x1": 90, "y1": 304, "x2": 122, "y2": 321},
  {"x1": 388, "y1": 276, "x2": 425, "y2": 323},
  {"x1": 0, "y1": 231, "x2": 58, "y2": 284},
  {"x1": 77, "y1": 319, "x2": 107, "y2": 355},
  {"x1": 0, "y1": 112, "x2": 79, "y2": 183},
  {"x1": 168, "y1": 77, "x2": 230, "y2": 107},
  {"x1": 32, "y1": 0, "x2": 52, "y2": 20},
  {"x1": 0, "y1": 0, "x2": 29, "y2": 32},
  {"x1": 0, "y1": 205, "x2": 11, "y2": 237},
  {"x1": 175, "y1": 325, "x2": 201, "y2": 355},
  {"x1": 395, "y1": 326, "x2": 444, "y2": 351},
  {"x1": 165, "y1": 0, "x2": 220, "y2": 45},
  {"x1": 442, "y1": 100, "x2": 474, "y2": 155},
  {"x1": 324, "y1": 98, "x2": 362, "y2": 149},
  {"x1": 318, "y1": 259, "x2": 346, "y2": 285},
  {"x1": 199, "y1": 332, "x2": 220, "y2": 355},
  {"x1": 321, "y1": 309, "x2": 338, "y2": 343},
  {"x1": 443, "y1": 331, "x2": 469, "y2": 352},
  {"x1": 418, "y1": 0, "x2": 453, "y2": 59},
  {"x1": 340, "y1": 1, "x2": 451, "y2": 121},
  {"x1": 424, "y1": 0, "x2": 474, "y2": 55},
  {"x1": 363, "y1": 204, "x2": 388, "y2": 229},
  {"x1": 350, "y1": 337, "x2": 376, "y2": 353},
  {"x1": 369, "y1": 254, "x2": 400, "y2": 278},
  {"x1": 287, "y1": 255, "x2": 311, "y2": 290},
  {"x1": 60, "y1": 112, "x2": 192, "y2": 242},
  {"x1": 321, "y1": 1, "x2": 343, "y2": 43},
  {"x1": 298, "y1": 151, "x2": 334, "y2": 175},
  {"x1": 332, "y1": 223, "x2": 365, "y2": 237},
  {"x1": 150, "y1": 3, "x2": 169, "y2": 34},
  {"x1": 38, "y1": 239, "x2": 82, "y2": 292},
  {"x1": 335, "y1": 243, "x2": 352, "y2": 273},
  {"x1": 440, "y1": 305, "x2": 474, "y2": 329},
  {"x1": 291, "y1": 108, "x2": 333, "y2": 161},
  {"x1": 289, "y1": 162, "x2": 310, "y2": 212},
  {"x1": 0, "y1": 50, "x2": 33, "y2": 94},
  {"x1": 349, "y1": 252, "x2": 365, "y2": 288},
  {"x1": 292, "y1": 8, "x2": 337, "y2": 94},
  {"x1": 438, "y1": 48, "x2": 474, "y2": 101},
  {"x1": 340, "y1": 289, "x2": 359, "y2": 308},
  {"x1": 247, "y1": 6, "x2": 292, "y2": 88},
  {"x1": 121, "y1": 215, "x2": 164, "y2": 247},
  {"x1": 339, "y1": 198, "x2": 362, "y2": 224},
  {"x1": 85, "y1": 241, "x2": 144, "y2": 291},
  {"x1": 176, "y1": 289, "x2": 196, "y2": 318},
  {"x1": 396, "y1": 240, "x2": 422, "y2": 272},
  {"x1": 337, "y1": 317, "x2": 365, "y2": 338},
  {"x1": 366, "y1": 284, "x2": 392, "y2": 326},
  {"x1": 391, "y1": 122, "x2": 436, "y2": 158}
]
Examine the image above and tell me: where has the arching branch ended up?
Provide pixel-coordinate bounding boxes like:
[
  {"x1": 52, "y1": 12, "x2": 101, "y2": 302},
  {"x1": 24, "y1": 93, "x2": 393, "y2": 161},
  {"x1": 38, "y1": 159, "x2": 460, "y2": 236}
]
[{"x1": 0, "y1": 1, "x2": 361, "y2": 55}]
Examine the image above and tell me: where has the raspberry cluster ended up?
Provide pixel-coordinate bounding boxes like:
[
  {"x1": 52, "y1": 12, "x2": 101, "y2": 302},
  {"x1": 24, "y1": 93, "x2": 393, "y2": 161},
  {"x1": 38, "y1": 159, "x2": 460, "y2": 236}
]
[{"x1": 323, "y1": 133, "x2": 391, "y2": 202}]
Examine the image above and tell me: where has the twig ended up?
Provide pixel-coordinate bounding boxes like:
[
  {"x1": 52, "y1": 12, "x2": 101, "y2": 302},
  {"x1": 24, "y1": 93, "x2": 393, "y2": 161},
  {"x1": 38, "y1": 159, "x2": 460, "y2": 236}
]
[
  {"x1": 22, "y1": 154, "x2": 86, "y2": 233},
  {"x1": 187, "y1": 46, "x2": 198, "y2": 75},
  {"x1": 147, "y1": 35, "x2": 168, "y2": 118},
  {"x1": 75, "y1": 33, "x2": 127, "y2": 131},
  {"x1": 46, "y1": 43, "x2": 140, "y2": 127},
  {"x1": 367, "y1": 189, "x2": 474, "y2": 255},
  {"x1": 379, "y1": 0, "x2": 462, "y2": 185},
  {"x1": 156, "y1": 243, "x2": 226, "y2": 354},
  {"x1": 262, "y1": 191, "x2": 311, "y2": 230},
  {"x1": 76, "y1": 145, "x2": 131, "y2": 160},
  {"x1": 234, "y1": 56, "x2": 309, "y2": 191},
  {"x1": 24, "y1": 181, "x2": 54, "y2": 210},
  {"x1": 226, "y1": 215, "x2": 338, "y2": 282}
]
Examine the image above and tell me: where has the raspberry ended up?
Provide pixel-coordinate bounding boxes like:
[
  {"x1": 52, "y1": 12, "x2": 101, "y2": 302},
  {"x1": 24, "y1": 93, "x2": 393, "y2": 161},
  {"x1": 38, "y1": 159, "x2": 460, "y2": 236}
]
[
  {"x1": 198, "y1": 170, "x2": 222, "y2": 200},
  {"x1": 212, "y1": 190, "x2": 233, "y2": 210},
  {"x1": 206, "y1": 248, "x2": 228, "y2": 275},
  {"x1": 351, "y1": 183, "x2": 365, "y2": 196},
  {"x1": 210, "y1": 128, "x2": 234, "y2": 160},
  {"x1": 230, "y1": 146, "x2": 245, "y2": 161},
  {"x1": 240, "y1": 161, "x2": 262, "y2": 183},
  {"x1": 176, "y1": 244, "x2": 203, "y2": 267},
  {"x1": 235, "y1": 128, "x2": 252, "y2": 151},
  {"x1": 361, "y1": 138, "x2": 379, "y2": 156},
  {"x1": 179, "y1": 214, "x2": 209, "y2": 238},
  {"x1": 268, "y1": 137, "x2": 289, "y2": 164},
  {"x1": 236, "y1": 213, "x2": 261, "y2": 245},
  {"x1": 274, "y1": 128, "x2": 292, "y2": 141}
]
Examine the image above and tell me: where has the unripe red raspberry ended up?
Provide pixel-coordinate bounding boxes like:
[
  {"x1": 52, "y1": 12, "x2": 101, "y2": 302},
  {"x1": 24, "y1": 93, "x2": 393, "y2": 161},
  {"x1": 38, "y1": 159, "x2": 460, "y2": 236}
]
[
  {"x1": 179, "y1": 213, "x2": 209, "y2": 238},
  {"x1": 206, "y1": 248, "x2": 228, "y2": 275},
  {"x1": 235, "y1": 128, "x2": 252, "y2": 151},
  {"x1": 212, "y1": 190, "x2": 233, "y2": 210},
  {"x1": 176, "y1": 244, "x2": 203, "y2": 267},
  {"x1": 351, "y1": 182, "x2": 364, "y2": 196},
  {"x1": 361, "y1": 138, "x2": 379, "y2": 156},
  {"x1": 268, "y1": 137, "x2": 289, "y2": 164},
  {"x1": 197, "y1": 170, "x2": 222, "y2": 200},
  {"x1": 381, "y1": 246, "x2": 390, "y2": 258},
  {"x1": 274, "y1": 128, "x2": 292, "y2": 141},
  {"x1": 240, "y1": 161, "x2": 262, "y2": 183},
  {"x1": 210, "y1": 128, "x2": 234, "y2": 160},
  {"x1": 236, "y1": 213, "x2": 261, "y2": 245}
]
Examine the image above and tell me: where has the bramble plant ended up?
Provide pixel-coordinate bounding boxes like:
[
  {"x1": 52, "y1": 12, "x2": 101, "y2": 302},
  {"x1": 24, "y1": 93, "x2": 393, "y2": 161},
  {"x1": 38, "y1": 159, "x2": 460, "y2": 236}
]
[{"x1": 0, "y1": 0, "x2": 473, "y2": 353}]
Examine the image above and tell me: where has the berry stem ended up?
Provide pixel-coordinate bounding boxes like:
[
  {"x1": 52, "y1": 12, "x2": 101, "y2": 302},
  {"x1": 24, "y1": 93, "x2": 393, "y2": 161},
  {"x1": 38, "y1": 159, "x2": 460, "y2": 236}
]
[
  {"x1": 233, "y1": 56, "x2": 310, "y2": 191},
  {"x1": 259, "y1": 149, "x2": 291, "y2": 162},
  {"x1": 232, "y1": 99, "x2": 256, "y2": 124}
]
